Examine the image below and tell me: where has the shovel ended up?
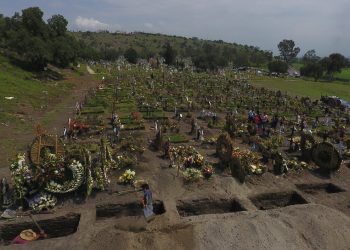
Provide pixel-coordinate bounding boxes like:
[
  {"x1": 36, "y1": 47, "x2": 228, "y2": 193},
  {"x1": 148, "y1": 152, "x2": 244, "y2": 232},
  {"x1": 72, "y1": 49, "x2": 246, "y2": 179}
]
[{"x1": 113, "y1": 188, "x2": 143, "y2": 196}]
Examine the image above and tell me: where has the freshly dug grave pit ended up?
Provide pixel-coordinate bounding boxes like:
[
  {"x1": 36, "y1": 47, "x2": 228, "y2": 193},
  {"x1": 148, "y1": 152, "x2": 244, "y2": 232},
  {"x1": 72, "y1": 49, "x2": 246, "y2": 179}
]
[
  {"x1": 96, "y1": 200, "x2": 165, "y2": 219},
  {"x1": 296, "y1": 183, "x2": 345, "y2": 195},
  {"x1": 0, "y1": 213, "x2": 80, "y2": 246},
  {"x1": 176, "y1": 198, "x2": 246, "y2": 217},
  {"x1": 250, "y1": 191, "x2": 308, "y2": 210}
]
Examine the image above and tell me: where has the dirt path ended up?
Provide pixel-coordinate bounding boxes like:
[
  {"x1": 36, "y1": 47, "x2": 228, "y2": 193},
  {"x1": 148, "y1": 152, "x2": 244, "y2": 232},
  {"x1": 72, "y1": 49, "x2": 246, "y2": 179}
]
[{"x1": 86, "y1": 65, "x2": 96, "y2": 75}]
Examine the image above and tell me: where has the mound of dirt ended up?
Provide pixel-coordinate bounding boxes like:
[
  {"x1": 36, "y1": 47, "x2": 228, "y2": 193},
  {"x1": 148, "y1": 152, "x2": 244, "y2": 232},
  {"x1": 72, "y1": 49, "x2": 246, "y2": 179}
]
[
  {"x1": 195, "y1": 204, "x2": 350, "y2": 250},
  {"x1": 36, "y1": 204, "x2": 348, "y2": 250}
]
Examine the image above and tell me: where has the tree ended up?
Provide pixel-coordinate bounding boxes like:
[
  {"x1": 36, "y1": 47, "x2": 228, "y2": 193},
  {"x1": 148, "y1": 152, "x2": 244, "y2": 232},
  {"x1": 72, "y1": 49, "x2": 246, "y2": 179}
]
[
  {"x1": 320, "y1": 53, "x2": 348, "y2": 80},
  {"x1": 162, "y1": 43, "x2": 177, "y2": 65},
  {"x1": 268, "y1": 60, "x2": 288, "y2": 74},
  {"x1": 302, "y1": 49, "x2": 320, "y2": 64},
  {"x1": 300, "y1": 62, "x2": 323, "y2": 81},
  {"x1": 50, "y1": 36, "x2": 77, "y2": 67},
  {"x1": 278, "y1": 39, "x2": 300, "y2": 64},
  {"x1": 48, "y1": 14, "x2": 68, "y2": 37},
  {"x1": 124, "y1": 48, "x2": 138, "y2": 64},
  {"x1": 21, "y1": 7, "x2": 47, "y2": 37},
  {"x1": 23, "y1": 36, "x2": 52, "y2": 70}
]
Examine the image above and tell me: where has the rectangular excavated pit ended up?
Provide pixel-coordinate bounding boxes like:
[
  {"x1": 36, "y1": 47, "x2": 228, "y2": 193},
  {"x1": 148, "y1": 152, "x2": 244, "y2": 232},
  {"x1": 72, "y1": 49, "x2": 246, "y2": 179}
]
[
  {"x1": 296, "y1": 183, "x2": 345, "y2": 195},
  {"x1": 96, "y1": 200, "x2": 165, "y2": 220},
  {"x1": 250, "y1": 191, "x2": 307, "y2": 210},
  {"x1": 0, "y1": 213, "x2": 80, "y2": 246},
  {"x1": 176, "y1": 198, "x2": 246, "y2": 217}
]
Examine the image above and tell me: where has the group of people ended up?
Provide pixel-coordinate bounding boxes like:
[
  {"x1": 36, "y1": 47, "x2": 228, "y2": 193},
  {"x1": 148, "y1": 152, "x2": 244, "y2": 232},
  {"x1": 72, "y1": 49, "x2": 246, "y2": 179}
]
[{"x1": 247, "y1": 110, "x2": 272, "y2": 136}]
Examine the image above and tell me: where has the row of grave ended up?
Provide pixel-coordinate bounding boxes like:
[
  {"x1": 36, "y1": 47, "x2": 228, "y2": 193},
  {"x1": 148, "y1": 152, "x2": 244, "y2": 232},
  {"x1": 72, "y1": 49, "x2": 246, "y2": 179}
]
[{"x1": 0, "y1": 182, "x2": 346, "y2": 245}]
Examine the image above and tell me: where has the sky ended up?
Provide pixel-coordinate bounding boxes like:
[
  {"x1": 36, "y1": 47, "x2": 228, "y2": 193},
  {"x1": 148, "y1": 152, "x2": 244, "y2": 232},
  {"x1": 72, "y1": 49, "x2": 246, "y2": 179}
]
[{"x1": 0, "y1": 0, "x2": 349, "y2": 57}]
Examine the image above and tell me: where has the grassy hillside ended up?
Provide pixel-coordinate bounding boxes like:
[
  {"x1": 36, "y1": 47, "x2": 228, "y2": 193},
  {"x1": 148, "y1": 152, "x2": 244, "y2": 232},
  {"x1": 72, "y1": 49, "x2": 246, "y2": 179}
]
[
  {"x1": 0, "y1": 55, "x2": 72, "y2": 128},
  {"x1": 72, "y1": 31, "x2": 270, "y2": 65}
]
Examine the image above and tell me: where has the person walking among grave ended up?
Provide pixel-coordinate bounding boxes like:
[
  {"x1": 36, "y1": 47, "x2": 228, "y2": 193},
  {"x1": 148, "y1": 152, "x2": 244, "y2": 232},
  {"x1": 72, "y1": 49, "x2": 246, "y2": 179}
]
[
  {"x1": 261, "y1": 113, "x2": 269, "y2": 129},
  {"x1": 163, "y1": 138, "x2": 170, "y2": 158},
  {"x1": 248, "y1": 110, "x2": 255, "y2": 122},
  {"x1": 197, "y1": 126, "x2": 201, "y2": 140},
  {"x1": 141, "y1": 184, "x2": 155, "y2": 221},
  {"x1": 255, "y1": 112, "x2": 262, "y2": 135},
  {"x1": 271, "y1": 114, "x2": 278, "y2": 129}
]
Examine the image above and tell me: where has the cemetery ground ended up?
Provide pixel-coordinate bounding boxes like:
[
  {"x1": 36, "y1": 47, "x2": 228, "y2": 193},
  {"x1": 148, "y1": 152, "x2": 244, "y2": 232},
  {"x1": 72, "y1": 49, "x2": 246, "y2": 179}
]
[{"x1": 0, "y1": 63, "x2": 350, "y2": 249}]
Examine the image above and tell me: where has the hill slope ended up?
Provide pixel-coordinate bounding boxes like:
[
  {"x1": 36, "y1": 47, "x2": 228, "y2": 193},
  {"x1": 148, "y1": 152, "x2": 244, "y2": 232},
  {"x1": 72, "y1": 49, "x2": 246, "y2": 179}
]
[{"x1": 72, "y1": 31, "x2": 272, "y2": 66}]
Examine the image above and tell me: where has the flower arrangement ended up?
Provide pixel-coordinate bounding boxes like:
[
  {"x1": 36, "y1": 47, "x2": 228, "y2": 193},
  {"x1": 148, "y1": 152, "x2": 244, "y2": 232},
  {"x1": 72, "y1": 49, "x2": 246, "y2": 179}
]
[
  {"x1": 94, "y1": 168, "x2": 106, "y2": 190},
  {"x1": 116, "y1": 154, "x2": 137, "y2": 169},
  {"x1": 232, "y1": 148, "x2": 266, "y2": 175},
  {"x1": 184, "y1": 153, "x2": 204, "y2": 169},
  {"x1": 202, "y1": 165, "x2": 214, "y2": 179},
  {"x1": 292, "y1": 136, "x2": 301, "y2": 144},
  {"x1": 86, "y1": 167, "x2": 94, "y2": 197},
  {"x1": 45, "y1": 160, "x2": 85, "y2": 194},
  {"x1": 120, "y1": 138, "x2": 145, "y2": 154},
  {"x1": 118, "y1": 169, "x2": 136, "y2": 184},
  {"x1": 170, "y1": 145, "x2": 204, "y2": 169},
  {"x1": 246, "y1": 164, "x2": 265, "y2": 175},
  {"x1": 29, "y1": 192, "x2": 57, "y2": 212},
  {"x1": 40, "y1": 152, "x2": 65, "y2": 182},
  {"x1": 286, "y1": 159, "x2": 309, "y2": 170},
  {"x1": 10, "y1": 154, "x2": 34, "y2": 200},
  {"x1": 183, "y1": 168, "x2": 203, "y2": 182},
  {"x1": 262, "y1": 136, "x2": 284, "y2": 151},
  {"x1": 202, "y1": 137, "x2": 217, "y2": 145}
]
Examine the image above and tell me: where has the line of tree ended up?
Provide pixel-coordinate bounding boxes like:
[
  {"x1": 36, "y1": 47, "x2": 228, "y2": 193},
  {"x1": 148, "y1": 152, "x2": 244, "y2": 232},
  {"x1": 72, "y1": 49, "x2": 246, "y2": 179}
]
[
  {"x1": 0, "y1": 7, "x2": 97, "y2": 70},
  {"x1": 266, "y1": 39, "x2": 349, "y2": 80},
  {"x1": 300, "y1": 50, "x2": 349, "y2": 81}
]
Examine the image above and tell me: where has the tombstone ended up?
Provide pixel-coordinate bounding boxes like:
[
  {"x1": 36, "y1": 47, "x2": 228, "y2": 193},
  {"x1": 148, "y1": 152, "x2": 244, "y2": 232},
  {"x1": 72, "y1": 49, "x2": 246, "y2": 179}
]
[
  {"x1": 199, "y1": 129, "x2": 204, "y2": 142},
  {"x1": 1, "y1": 178, "x2": 11, "y2": 208}
]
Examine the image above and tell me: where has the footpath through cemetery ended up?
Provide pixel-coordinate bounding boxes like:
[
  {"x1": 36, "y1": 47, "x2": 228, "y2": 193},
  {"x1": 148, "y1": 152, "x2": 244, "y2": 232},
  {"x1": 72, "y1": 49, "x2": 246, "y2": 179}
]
[{"x1": 1, "y1": 62, "x2": 350, "y2": 249}]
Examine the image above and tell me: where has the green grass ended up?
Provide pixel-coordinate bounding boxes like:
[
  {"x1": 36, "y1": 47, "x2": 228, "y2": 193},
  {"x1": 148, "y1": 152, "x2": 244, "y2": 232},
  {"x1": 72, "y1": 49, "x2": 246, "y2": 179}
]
[
  {"x1": 0, "y1": 55, "x2": 73, "y2": 113},
  {"x1": 164, "y1": 134, "x2": 189, "y2": 143},
  {"x1": 0, "y1": 55, "x2": 73, "y2": 132},
  {"x1": 81, "y1": 106, "x2": 105, "y2": 114},
  {"x1": 335, "y1": 68, "x2": 350, "y2": 80},
  {"x1": 291, "y1": 63, "x2": 303, "y2": 71},
  {"x1": 73, "y1": 63, "x2": 87, "y2": 76},
  {"x1": 250, "y1": 76, "x2": 350, "y2": 101}
]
